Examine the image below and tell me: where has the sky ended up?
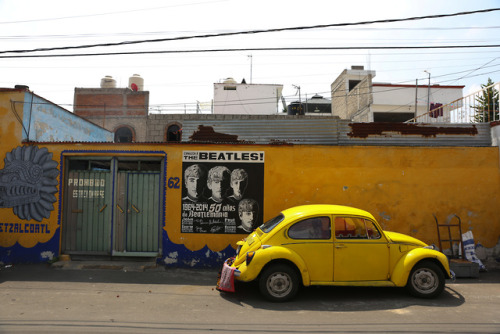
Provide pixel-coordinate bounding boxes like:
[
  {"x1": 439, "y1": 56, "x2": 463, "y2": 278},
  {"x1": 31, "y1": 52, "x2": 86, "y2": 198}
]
[{"x1": 0, "y1": 0, "x2": 499, "y2": 113}]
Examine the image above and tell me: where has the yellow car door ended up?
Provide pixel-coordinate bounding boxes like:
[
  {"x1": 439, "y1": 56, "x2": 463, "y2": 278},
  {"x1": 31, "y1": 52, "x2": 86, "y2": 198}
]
[
  {"x1": 333, "y1": 216, "x2": 390, "y2": 282},
  {"x1": 284, "y1": 216, "x2": 333, "y2": 283}
]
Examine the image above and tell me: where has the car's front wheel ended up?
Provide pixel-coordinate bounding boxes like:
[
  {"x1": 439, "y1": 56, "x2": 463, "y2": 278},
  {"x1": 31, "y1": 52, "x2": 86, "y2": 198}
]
[
  {"x1": 259, "y1": 264, "x2": 299, "y2": 302},
  {"x1": 406, "y1": 261, "x2": 445, "y2": 298}
]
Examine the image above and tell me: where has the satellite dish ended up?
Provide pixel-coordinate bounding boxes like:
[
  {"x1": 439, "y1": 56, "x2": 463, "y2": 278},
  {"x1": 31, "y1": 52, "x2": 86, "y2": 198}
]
[{"x1": 131, "y1": 83, "x2": 138, "y2": 91}]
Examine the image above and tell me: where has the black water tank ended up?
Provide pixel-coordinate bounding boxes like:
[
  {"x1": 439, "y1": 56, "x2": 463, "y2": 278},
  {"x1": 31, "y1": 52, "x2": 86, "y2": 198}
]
[{"x1": 287, "y1": 101, "x2": 304, "y2": 115}]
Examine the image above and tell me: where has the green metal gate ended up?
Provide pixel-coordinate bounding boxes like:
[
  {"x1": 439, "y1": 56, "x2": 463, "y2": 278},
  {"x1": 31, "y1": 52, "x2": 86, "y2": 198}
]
[
  {"x1": 62, "y1": 158, "x2": 162, "y2": 258},
  {"x1": 114, "y1": 172, "x2": 160, "y2": 256},
  {"x1": 62, "y1": 171, "x2": 112, "y2": 254}
]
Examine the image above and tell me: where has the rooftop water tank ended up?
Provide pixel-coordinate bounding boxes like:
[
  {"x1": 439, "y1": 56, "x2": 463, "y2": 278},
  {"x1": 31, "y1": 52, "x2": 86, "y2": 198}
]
[
  {"x1": 287, "y1": 101, "x2": 304, "y2": 115},
  {"x1": 129, "y1": 74, "x2": 144, "y2": 91},
  {"x1": 223, "y1": 77, "x2": 237, "y2": 84},
  {"x1": 100, "y1": 75, "x2": 117, "y2": 88}
]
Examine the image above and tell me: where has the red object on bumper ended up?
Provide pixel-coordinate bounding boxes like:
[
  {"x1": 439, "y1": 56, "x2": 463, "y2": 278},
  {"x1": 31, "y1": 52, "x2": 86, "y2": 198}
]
[{"x1": 216, "y1": 259, "x2": 236, "y2": 292}]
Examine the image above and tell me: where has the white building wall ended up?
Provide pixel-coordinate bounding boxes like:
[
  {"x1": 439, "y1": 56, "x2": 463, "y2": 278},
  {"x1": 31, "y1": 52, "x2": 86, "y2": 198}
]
[
  {"x1": 213, "y1": 82, "x2": 283, "y2": 115},
  {"x1": 372, "y1": 84, "x2": 463, "y2": 118}
]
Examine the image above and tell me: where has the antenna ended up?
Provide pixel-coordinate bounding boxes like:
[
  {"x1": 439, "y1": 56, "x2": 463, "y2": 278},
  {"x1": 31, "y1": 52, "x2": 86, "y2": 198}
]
[
  {"x1": 292, "y1": 84, "x2": 301, "y2": 103},
  {"x1": 247, "y1": 54, "x2": 253, "y2": 83}
]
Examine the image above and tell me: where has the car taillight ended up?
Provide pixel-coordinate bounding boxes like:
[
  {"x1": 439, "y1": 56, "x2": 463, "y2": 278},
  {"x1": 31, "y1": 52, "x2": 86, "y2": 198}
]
[{"x1": 246, "y1": 251, "x2": 255, "y2": 266}]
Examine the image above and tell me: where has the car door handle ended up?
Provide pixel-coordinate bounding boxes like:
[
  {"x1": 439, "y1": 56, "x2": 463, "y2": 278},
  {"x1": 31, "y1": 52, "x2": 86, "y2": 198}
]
[{"x1": 335, "y1": 244, "x2": 346, "y2": 249}]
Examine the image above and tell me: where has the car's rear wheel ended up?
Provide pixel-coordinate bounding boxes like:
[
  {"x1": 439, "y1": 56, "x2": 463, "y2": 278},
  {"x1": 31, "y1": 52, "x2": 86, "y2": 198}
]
[
  {"x1": 259, "y1": 264, "x2": 299, "y2": 302},
  {"x1": 406, "y1": 261, "x2": 445, "y2": 298}
]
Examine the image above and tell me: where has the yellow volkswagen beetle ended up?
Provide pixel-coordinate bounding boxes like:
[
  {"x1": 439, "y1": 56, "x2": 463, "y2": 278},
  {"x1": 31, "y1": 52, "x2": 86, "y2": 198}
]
[{"x1": 217, "y1": 204, "x2": 454, "y2": 302}]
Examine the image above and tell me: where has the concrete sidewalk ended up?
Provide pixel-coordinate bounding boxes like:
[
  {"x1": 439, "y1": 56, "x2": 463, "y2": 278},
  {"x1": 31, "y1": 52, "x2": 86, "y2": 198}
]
[{"x1": 0, "y1": 261, "x2": 220, "y2": 287}]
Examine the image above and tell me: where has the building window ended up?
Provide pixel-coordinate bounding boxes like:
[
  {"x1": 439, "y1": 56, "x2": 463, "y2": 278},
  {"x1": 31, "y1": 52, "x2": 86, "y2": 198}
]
[
  {"x1": 223, "y1": 86, "x2": 236, "y2": 91},
  {"x1": 114, "y1": 126, "x2": 134, "y2": 143},
  {"x1": 166, "y1": 124, "x2": 182, "y2": 142},
  {"x1": 373, "y1": 112, "x2": 415, "y2": 122},
  {"x1": 348, "y1": 80, "x2": 361, "y2": 92}
]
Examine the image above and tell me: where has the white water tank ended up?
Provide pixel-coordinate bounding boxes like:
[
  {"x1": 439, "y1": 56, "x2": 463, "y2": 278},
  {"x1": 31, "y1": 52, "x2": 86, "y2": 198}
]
[
  {"x1": 129, "y1": 74, "x2": 144, "y2": 91},
  {"x1": 100, "y1": 75, "x2": 117, "y2": 88},
  {"x1": 223, "y1": 77, "x2": 237, "y2": 84}
]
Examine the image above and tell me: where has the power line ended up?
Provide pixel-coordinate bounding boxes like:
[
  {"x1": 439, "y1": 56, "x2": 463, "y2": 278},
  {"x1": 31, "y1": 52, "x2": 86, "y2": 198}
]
[
  {"x1": 1, "y1": 8, "x2": 499, "y2": 55},
  {"x1": 0, "y1": 0, "x2": 229, "y2": 25},
  {"x1": 2, "y1": 25, "x2": 500, "y2": 41},
  {"x1": 1, "y1": 45, "x2": 499, "y2": 59}
]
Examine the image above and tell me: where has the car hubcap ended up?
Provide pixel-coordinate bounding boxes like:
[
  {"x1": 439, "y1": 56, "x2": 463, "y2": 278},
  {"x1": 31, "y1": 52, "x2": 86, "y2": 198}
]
[
  {"x1": 267, "y1": 272, "x2": 292, "y2": 298},
  {"x1": 413, "y1": 268, "x2": 438, "y2": 294}
]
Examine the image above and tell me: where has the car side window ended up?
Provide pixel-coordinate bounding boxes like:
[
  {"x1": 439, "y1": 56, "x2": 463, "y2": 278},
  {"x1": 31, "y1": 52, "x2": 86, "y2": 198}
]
[
  {"x1": 334, "y1": 217, "x2": 381, "y2": 239},
  {"x1": 288, "y1": 216, "x2": 331, "y2": 240}
]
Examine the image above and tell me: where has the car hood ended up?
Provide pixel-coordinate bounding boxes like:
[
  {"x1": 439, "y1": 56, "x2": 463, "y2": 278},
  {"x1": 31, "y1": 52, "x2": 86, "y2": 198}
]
[{"x1": 385, "y1": 231, "x2": 427, "y2": 247}]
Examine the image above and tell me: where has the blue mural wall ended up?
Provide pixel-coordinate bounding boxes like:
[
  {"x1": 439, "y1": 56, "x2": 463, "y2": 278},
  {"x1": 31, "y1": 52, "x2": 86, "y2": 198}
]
[
  {"x1": 0, "y1": 230, "x2": 60, "y2": 264},
  {"x1": 160, "y1": 230, "x2": 234, "y2": 268}
]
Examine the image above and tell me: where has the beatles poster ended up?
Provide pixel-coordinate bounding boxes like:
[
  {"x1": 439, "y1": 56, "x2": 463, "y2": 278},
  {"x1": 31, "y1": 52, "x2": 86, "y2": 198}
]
[{"x1": 181, "y1": 151, "x2": 264, "y2": 234}]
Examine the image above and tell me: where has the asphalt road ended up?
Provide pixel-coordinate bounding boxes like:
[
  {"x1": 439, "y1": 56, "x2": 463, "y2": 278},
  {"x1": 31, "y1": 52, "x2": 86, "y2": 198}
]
[{"x1": 1, "y1": 263, "x2": 499, "y2": 333}]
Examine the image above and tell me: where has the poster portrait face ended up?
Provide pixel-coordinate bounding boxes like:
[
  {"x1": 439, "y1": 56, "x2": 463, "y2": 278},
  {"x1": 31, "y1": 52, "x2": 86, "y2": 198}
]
[
  {"x1": 238, "y1": 198, "x2": 259, "y2": 233},
  {"x1": 230, "y1": 169, "x2": 248, "y2": 201},
  {"x1": 207, "y1": 166, "x2": 231, "y2": 203},
  {"x1": 183, "y1": 164, "x2": 206, "y2": 202}
]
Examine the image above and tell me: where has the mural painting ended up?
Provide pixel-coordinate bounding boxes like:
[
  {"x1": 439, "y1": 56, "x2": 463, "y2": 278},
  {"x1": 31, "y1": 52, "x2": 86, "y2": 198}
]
[
  {"x1": 181, "y1": 151, "x2": 264, "y2": 234},
  {"x1": 0, "y1": 145, "x2": 58, "y2": 223},
  {"x1": 0, "y1": 145, "x2": 60, "y2": 263}
]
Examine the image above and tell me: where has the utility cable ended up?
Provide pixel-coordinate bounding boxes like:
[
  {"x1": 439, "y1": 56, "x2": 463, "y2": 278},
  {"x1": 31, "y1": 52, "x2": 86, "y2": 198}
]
[
  {"x1": 1, "y1": 45, "x2": 499, "y2": 59},
  {"x1": 1, "y1": 8, "x2": 498, "y2": 55}
]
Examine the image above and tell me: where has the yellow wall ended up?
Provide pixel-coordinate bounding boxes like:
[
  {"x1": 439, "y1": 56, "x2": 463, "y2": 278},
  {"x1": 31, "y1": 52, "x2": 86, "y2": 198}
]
[
  {"x1": 165, "y1": 144, "x2": 500, "y2": 250},
  {"x1": 1, "y1": 140, "x2": 499, "y2": 259},
  {"x1": 0, "y1": 91, "x2": 24, "y2": 154},
  {"x1": 56, "y1": 143, "x2": 500, "y2": 250}
]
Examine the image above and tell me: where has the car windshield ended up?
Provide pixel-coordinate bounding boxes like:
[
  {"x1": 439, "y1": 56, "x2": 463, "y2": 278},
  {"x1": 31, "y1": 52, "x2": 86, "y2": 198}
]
[{"x1": 259, "y1": 214, "x2": 284, "y2": 233}]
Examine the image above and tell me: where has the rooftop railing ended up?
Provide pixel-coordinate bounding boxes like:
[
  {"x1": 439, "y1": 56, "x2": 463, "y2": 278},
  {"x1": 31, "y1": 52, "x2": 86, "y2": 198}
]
[{"x1": 406, "y1": 81, "x2": 499, "y2": 123}]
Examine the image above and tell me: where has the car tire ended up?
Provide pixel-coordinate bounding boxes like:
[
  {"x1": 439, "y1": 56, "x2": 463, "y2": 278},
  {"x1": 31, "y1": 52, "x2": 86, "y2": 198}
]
[
  {"x1": 259, "y1": 264, "x2": 299, "y2": 302},
  {"x1": 406, "y1": 261, "x2": 445, "y2": 298}
]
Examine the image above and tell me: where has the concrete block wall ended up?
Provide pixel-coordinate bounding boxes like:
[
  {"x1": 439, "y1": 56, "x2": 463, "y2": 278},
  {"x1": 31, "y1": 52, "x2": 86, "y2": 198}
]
[
  {"x1": 78, "y1": 115, "x2": 148, "y2": 142},
  {"x1": 331, "y1": 70, "x2": 348, "y2": 119},
  {"x1": 331, "y1": 67, "x2": 375, "y2": 121},
  {"x1": 347, "y1": 77, "x2": 372, "y2": 121}
]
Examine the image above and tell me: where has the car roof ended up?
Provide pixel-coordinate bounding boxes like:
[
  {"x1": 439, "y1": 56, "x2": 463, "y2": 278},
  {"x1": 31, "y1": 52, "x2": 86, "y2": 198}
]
[{"x1": 280, "y1": 204, "x2": 375, "y2": 220}]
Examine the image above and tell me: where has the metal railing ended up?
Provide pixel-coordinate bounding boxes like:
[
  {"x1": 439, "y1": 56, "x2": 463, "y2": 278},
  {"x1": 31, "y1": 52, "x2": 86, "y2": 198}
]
[{"x1": 406, "y1": 81, "x2": 500, "y2": 123}]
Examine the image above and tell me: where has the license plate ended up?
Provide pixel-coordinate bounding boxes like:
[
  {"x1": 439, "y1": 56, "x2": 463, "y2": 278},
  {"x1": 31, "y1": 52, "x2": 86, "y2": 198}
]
[{"x1": 216, "y1": 258, "x2": 236, "y2": 292}]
